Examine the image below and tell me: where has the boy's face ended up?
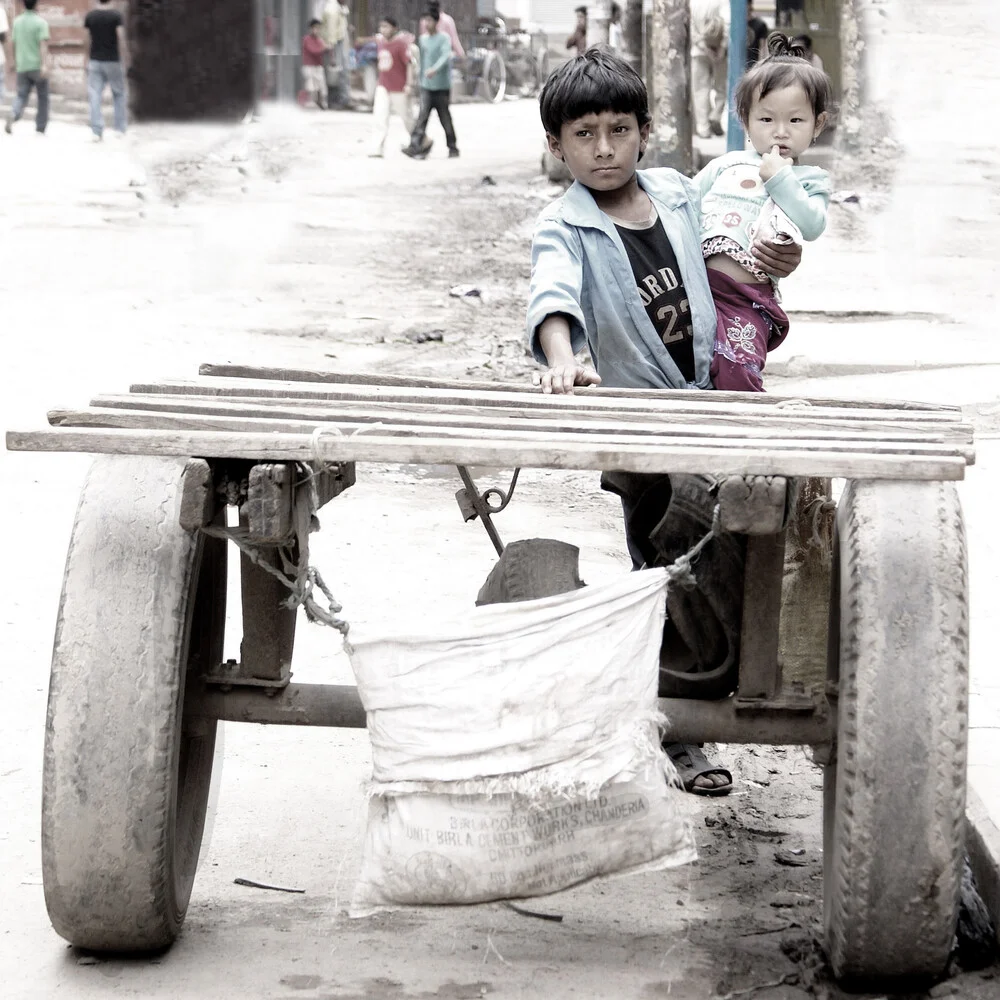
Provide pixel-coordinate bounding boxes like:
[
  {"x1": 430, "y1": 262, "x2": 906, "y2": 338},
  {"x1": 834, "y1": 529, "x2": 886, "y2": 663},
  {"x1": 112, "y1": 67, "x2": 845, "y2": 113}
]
[
  {"x1": 576, "y1": 12, "x2": 587, "y2": 29},
  {"x1": 380, "y1": 20, "x2": 395, "y2": 38},
  {"x1": 548, "y1": 110, "x2": 649, "y2": 193}
]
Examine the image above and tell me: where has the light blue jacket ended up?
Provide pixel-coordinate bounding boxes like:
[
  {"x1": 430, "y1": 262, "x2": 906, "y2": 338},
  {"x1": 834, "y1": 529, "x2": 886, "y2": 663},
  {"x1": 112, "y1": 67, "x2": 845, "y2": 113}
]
[{"x1": 526, "y1": 168, "x2": 717, "y2": 390}]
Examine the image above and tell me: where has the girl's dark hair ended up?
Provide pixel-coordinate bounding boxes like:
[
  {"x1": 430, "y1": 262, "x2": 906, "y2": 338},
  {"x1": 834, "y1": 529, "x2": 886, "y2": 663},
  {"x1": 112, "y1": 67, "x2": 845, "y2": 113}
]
[
  {"x1": 734, "y1": 31, "x2": 833, "y2": 126},
  {"x1": 539, "y1": 47, "x2": 650, "y2": 138}
]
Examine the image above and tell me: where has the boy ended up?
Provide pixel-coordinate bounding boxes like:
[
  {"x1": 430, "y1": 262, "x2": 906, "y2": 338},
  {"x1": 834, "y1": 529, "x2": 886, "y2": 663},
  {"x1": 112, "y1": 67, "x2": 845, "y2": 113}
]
[
  {"x1": 84, "y1": 0, "x2": 128, "y2": 140},
  {"x1": 526, "y1": 49, "x2": 800, "y2": 794},
  {"x1": 403, "y1": 5, "x2": 458, "y2": 159},
  {"x1": 369, "y1": 16, "x2": 427, "y2": 157},
  {"x1": 6, "y1": 0, "x2": 50, "y2": 136},
  {"x1": 302, "y1": 18, "x2": 329, "y2": 110}
]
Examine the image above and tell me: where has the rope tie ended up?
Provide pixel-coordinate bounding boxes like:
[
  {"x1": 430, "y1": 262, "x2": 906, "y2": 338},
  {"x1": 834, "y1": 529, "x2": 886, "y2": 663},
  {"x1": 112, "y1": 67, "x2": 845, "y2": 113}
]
[
  {"x1": 202, "y1": 458, "x2": 350, "y2": 636},
  {"x1": 662, "y1": 504, "x2": 721, "y2": 591}
]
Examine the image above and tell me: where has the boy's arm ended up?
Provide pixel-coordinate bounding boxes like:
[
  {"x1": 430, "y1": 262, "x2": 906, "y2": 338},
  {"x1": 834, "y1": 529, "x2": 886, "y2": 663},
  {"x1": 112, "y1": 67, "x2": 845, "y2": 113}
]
[
  {"x1": 764, "y1": 166, "x2": 831, "y2": 241},
  {"x1": 426, "y1": 36, "x2": 451, "y2": 76},
  {"x1": 527, "y1": 217, "x2": 598, "y2": 394}
]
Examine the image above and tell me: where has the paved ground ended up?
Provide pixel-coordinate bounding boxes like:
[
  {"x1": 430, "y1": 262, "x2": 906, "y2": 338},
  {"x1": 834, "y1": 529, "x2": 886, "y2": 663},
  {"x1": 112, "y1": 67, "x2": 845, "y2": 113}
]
[{"x1": 1, "y1": 0, "x2": 999, "y2": 997}]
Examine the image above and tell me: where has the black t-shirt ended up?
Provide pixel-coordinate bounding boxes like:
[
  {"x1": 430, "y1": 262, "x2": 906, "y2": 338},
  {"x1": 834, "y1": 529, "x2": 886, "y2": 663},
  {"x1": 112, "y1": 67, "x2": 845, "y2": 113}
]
[
  {"x1": 614, "y1": 215, "x2": 695, "y2": 383},
  {"x1": 84, "y1": 8, "x2": 123, "y2": 62},
  {"x1": 747, "y1": 16, "x2": 770, "y2": 67}
]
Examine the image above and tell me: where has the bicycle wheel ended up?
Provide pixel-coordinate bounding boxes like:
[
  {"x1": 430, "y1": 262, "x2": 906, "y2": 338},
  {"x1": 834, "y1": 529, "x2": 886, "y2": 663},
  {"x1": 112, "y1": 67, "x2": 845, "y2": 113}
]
[{"x1": 480, "y1": 51, "x2": 507, "y2": 104}]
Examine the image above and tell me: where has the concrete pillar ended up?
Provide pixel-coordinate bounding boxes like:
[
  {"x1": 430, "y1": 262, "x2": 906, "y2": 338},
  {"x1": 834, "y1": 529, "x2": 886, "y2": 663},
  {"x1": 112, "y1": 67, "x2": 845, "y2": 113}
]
[{"x1": 646, "y1": 0, "x2": 692, "y2": 173}]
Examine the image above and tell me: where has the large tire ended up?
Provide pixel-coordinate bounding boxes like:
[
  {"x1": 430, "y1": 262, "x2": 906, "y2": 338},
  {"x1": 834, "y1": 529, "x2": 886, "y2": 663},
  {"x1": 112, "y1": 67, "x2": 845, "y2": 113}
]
[
  {"x1": 42, "y1": 456, "x2": 227, "y2": 952},
  {"x1": 824, "y1": 480, "x2": 969, "y2": 984}
]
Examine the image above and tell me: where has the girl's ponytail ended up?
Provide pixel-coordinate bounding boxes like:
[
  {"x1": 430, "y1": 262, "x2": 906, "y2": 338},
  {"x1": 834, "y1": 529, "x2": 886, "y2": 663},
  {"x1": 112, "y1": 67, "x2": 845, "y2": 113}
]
[{"x1": 764, "y1": 31, "x2": 808, "y2": 62}]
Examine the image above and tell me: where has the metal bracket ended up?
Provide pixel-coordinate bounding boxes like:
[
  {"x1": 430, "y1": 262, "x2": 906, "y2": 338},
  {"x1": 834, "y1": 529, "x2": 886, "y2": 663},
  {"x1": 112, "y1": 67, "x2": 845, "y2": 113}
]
[
  {"x1": 455, "y1": 466, "x2": 520, "y2": 556},
  {"x1": 204, "y1": 657, "x2": 292, "y2": 693}
]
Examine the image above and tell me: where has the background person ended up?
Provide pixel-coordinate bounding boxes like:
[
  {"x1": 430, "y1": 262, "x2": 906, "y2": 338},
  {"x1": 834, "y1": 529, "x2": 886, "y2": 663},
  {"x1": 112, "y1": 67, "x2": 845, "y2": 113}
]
[
  {"x1": 690, "y1": 0, "x2": 728, "y2": 138},
  {"x1": 566, "y1": 6, "x2": 587, "y2": 56},
  {"x1": 5, "y1": 0, "x2": 49, "y2": 136},
  {"x1": 302, "y1": 17, "x2": 329, "y2": 109},
  {"x1": 84, "y1": 0, "x2": 128, "y2": 141},
  {"x1": 369, "y1": 16, "x2": 426, "y2": 157},
  {"x1": 403, "y1": 5, "x2": 458, "y2": 159}
]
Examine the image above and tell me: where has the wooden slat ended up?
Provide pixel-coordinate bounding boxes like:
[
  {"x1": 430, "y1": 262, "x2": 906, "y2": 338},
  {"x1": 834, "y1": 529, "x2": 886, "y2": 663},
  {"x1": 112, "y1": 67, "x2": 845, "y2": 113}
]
[
  {"x1": 130, "y1": 378, "x2": 967, "y2": 426},
  {"x1": 5, "y1": 428, "x2": 969, "y2": 480},
  {"x1": 198, "y1": 363, "x2": 961, "y2": 414},
  {"x1": 46, "y1": 408, "x2": 972, "y2": 461},
  {"x1": 86, "y1": 394, "x2": 976, "y2": 448}
]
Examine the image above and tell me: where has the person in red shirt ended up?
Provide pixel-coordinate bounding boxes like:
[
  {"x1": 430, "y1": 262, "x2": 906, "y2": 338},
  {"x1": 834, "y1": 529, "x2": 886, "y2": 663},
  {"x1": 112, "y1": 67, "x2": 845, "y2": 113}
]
[
  {"x1": 369, "y1": 17, "x2": 429, "y2": 157},
  {"x1": 302, "y1": 18, "x2": 329, "y2": 109}
]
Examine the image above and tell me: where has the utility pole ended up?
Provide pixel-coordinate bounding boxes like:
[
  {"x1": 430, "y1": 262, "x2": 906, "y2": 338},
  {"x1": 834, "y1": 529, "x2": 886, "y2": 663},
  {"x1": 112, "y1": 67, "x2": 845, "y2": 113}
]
[
  {"x1": 587, "y1": 0, "x2": 612, "y2": 48},
  {"x1": 726, "y1": 0, "x2": 748, "y2": 151},
  {"x1": 646, "y1": 0, "x2": 692, "y2": 173},
  {"x1": 621, "y1": 0, "x2": 644, "y2": 72}
]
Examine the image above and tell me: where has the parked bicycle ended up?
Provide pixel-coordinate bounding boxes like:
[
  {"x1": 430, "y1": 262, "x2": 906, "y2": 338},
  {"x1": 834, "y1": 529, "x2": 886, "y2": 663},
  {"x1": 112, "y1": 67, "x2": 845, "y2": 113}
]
[{"x1": 464, "y1": 17, "x2": 548, "y2": 104}]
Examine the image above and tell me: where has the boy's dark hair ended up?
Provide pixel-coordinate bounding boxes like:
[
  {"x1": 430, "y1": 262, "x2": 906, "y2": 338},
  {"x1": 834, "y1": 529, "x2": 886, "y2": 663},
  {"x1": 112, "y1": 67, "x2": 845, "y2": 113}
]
[
  {"x1": 381, "y1": 15, "x2": 398, "y2": 28},
  {"x1": 574, "y1": 6, "x2": 587, "y2": 15},
  {"x1": 309, "y1": 18, "x2": 322, "y2": 27},
  {"x1": 423, "y1": 6, "x2": 440, "y2": 22},
  {"x1": 734, "y1": 31, "x2": 832, "y2": 126},
  {"x1": 23, "y1": 0, "x2": 39, "y2": 9},
  {"x1": 539, "y1": 47, "x2": 650, "y2": 138}
]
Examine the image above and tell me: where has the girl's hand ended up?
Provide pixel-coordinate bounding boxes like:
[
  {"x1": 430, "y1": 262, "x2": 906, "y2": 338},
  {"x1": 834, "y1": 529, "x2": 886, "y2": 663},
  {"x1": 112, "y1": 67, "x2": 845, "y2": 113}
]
[
  {"x1": 759, "y1": 144, "x2": 793, "y2": 183},
  {"x1": 536, "y1": 364, "x2": 601, "y2": 395}
]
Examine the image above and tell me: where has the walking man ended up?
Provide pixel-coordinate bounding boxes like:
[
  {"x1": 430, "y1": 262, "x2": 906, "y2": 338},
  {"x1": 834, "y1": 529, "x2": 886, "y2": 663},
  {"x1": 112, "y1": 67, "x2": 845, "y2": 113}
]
[
  {"x1": 0, "y1": 4, "x2": 10, "y2": 113},
  {"x1": 689, "y1": 0, "x2": 728, "y2": 138},
  {"x1": 403, "y1": 5, "x2": 458, "y2": 160},
  {"x1": 84, "y1": 0, "x2": 128, "y2": 141},
  {"x1": 5, "y1": 0, "x2": 50, "y2": 136},
  {"x1": 369, "y1": 17, "x2": 427, "y2": 157},
  {"x1": 320, "y1": 0, "x2": 352, "y2": 109}
]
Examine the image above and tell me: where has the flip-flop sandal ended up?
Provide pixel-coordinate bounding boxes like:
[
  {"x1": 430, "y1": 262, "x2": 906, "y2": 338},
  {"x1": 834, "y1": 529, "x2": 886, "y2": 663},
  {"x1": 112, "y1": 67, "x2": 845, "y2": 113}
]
[{"x1": 666, "y1": 742, "x2": 733, "y2": 797}]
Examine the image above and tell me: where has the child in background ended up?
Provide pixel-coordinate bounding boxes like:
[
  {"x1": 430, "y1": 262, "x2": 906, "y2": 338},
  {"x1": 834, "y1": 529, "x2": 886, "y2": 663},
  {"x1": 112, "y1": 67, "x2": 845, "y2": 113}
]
[
  {"x1": 696, "y1": 32, "x2": 832, "y2": 392},
  {"x1": 302, "y1": 18, "x2": 329, "y2": 110}
]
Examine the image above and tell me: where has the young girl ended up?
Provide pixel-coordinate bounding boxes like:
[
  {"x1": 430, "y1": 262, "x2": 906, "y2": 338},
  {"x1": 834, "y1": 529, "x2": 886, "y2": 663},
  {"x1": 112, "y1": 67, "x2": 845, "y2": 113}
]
[{"x1": 696, "y1": 32, "x2": 833, "y2": 392}]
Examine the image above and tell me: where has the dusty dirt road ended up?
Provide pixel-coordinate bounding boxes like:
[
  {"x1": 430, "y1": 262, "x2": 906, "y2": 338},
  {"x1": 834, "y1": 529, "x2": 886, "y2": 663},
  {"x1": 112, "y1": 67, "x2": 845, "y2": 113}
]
[{"x1": 0, "y1": 96, "x2": 995, "y2": 1000}]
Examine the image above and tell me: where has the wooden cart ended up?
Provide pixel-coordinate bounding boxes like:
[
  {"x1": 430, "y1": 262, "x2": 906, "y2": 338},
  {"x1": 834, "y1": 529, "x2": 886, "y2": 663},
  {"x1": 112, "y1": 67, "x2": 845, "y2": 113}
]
[{"x1": 6, "y1": 364, "x2": 976, "y2": 985}]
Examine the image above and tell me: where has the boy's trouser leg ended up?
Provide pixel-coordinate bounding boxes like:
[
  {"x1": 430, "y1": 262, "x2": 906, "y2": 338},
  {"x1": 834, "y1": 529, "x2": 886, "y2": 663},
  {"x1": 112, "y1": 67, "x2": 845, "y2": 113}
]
[
  {"x1": 106, "y1": 61, "x2": 128, "y2": 132},
  {"x1": 430, "y1": 89, "x2": 457, "y2": 152},
  {"x1": 87, "y1": 62, "x2": 105, "y2": 136},
  {"x1": 709, "y1": 50, "x2": 727, "y2": 126},
  {"x1": 370, "y1": 85, "x2": 390, "y2": 154},
  {"x1": 409, "y1": 89, "x2": 433, "y2": 148},
  {"x1": 11, "y1": 72, "x2": 34, "y2": 122},
  {"x1": 391, "y1": 89, "x2": 416, "y2": 136},
  {"x1": 35, "y1": 73, "x2": 49, "y2": 132},
  {"x1": 337, "y1": 39, "x2": 351, "y2": 105}
]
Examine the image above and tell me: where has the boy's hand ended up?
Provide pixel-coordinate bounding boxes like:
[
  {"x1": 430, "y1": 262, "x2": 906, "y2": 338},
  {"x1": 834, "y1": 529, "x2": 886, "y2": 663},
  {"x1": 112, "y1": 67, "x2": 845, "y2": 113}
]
[
  {"x1": 751, "y1": 235, "x2": 802, "y2": 278},
  {"x1": 759, "y1": 145, "x2": 793, "y2": 183},
  {"x1": 537, "y1": 364, "x2": 601, "y2": 395}
]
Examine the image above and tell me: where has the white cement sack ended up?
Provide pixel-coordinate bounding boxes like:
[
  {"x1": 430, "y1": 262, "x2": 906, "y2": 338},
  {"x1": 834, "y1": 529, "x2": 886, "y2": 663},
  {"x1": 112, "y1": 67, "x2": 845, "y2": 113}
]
[
  {"x1": 350, "y1": 765, "x2": 697, "y2": 916},
  {"x1": 347, "y1": 569, "x2": 674, "y2": 796},
  {"x1": 345, "y1": 569, "x2": 697, "y2": 915}
]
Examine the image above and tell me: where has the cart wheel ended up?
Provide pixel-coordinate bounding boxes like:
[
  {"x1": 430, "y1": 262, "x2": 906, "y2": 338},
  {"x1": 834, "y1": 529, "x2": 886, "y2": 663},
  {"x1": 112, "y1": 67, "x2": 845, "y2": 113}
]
[
  {"x1": 480, "y1": 51, "x2": 506, "y2": 104},
  {"x1": 42, "y1": 456, "x2": 227, "y2": 952},
  {"x1": 824, "y1": 480, "x2": 968, "y2": 984}
]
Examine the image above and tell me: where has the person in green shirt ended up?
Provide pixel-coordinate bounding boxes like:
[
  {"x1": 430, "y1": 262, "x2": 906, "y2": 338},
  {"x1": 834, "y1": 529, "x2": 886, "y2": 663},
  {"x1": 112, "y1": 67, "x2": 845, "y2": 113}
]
[
  {"x1": 403, "y1": 3, "x2": 458, "y2": 159},
  {"x1": 6, "y1": 0, "x2": 51, "y2": 135}
]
